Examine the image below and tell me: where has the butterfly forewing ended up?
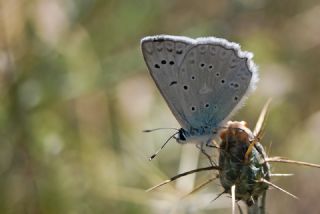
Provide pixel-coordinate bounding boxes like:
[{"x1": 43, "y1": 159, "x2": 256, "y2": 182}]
[
  {"x1": 141, "y1": 36, "x2": 194, "y2": 129},
  {"x1": 141, "y1": 35, "x2": 257, "y2": 134}
]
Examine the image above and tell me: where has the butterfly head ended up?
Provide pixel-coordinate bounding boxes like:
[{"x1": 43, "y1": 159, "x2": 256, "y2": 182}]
[
  {"x1": 175, "y1": 128, "x2": 187, "y2": 144},
  {"x1": 175, "y1": 127, "x2": 215, "y2": 144}
]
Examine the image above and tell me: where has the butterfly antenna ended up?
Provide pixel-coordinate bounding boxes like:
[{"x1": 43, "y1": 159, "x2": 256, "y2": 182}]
[
  {"x1": 149, "y1": 132, "x2": 178, "y2": 161},
  {"x1": 143, "y1": 127, "x2": 179, "y2": 132}
]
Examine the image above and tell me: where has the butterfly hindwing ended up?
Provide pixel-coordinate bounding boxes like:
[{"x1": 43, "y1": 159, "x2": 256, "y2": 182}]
[{"x1": 177, "y1": 43, "x2": 256, "y2": 130}]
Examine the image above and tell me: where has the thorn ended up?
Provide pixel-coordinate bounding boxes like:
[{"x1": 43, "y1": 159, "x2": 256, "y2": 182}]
[
  {"x1": 146, "y1": 166, "x2": 220, "y2": 192},
  {"x1": 265, "y1": 157, "x2": 320, "y2": 168},
  {"x1": 270, "y1": 173, "x2": 294, "y2": 177},
  {"x1": 231, "y1": 185, "x2": 236, "y2": 214},
  {"x1": 211, "y1": 190, "x2": 226, "y2": 203},
  {"x1": 146, "y1": 179, "x2": 171, "y2": 192},
  {"x1": 183, "y1": 176, "x2": 218, "y2": 198},
  {"x1": 258, "y1": 178, "x2": 298, "y2": 199}
]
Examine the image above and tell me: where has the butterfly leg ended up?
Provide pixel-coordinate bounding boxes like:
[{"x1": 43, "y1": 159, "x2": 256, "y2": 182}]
[
  {"x1": 197, "y1": 141, "x2": 216, "y2": 166},
  {"x1": 206, "y1": 139, "x2": 220, "y2": 149}
]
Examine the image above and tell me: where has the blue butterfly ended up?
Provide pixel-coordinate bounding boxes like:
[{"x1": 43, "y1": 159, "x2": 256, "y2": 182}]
[{"x1": 141, "y1": 35, "x2": 258, "y2": 160}]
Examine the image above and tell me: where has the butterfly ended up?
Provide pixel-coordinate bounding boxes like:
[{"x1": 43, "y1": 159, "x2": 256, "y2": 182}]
[{"x1": 141, "y1": 35, "x2": 258, "y2": 159}]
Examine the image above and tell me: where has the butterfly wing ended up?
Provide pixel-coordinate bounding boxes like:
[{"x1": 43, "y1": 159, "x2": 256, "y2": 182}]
[
  {"x1": 141, "y1": 35, "x2": 258, "y2": 132},
  {"x1": 141, "y1": 35, "x2": 195, "y2": 129}
]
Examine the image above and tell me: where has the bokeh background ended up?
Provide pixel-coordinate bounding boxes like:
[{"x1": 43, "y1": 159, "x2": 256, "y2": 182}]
[{"x1": 1, "y1": 0, "x2": 320, "y2": 213}]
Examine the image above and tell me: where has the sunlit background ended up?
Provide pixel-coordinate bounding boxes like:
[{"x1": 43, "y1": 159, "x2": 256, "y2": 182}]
[{"x1": 1, "y1": 0, "x2": 320, "y2": 213}]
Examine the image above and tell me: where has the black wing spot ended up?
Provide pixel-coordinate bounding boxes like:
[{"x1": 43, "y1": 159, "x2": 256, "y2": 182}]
[
  {"x1": 183, "y1": 85, "x2": 189, "y2": 90},
  {"x1": 167, "y1": 48, "x2": 173, "y2": 52},
  {"x1": 176, "y1": 50, "x2": 183, "y2": 54},
  {"x1": 229, "y1": 82, "x2": 239, "y2": 89},
  {"x1": 155, "y1": 64, "x2": 160, "y2": 68},
  {"x1": 161, "y1": 60, "x2": 167, "y2": 64},
  {"x1": 169, "y1": 61, "x2": 175, "y2": 65},
  {"x1": 191, "y1": 106, "x2": 196, "y2": 112},
  {"x1": 221, "y1": 79, "x2": 225, "y2": 84},
  {"x1": 191, "y1": 76, "x2": 195, "y2": 80},
  {"x1": 234, "y1": 96, "x2": 239, "y2": 101},
  {"x1": 170, "y1": 81, "x2": 177, "y2": 86},
  {"x1": 205, "y1": 103, "x2": 209, "y2": 108},
  {"x1": 216, "y1": 72, "x2": 220, "y2": 77},
  {"x1": 208, "y1": 65, "x2": 213, "y2": 69},
  {"x1": 200, "y1": 63, "x2": 205, "y2": 68}
]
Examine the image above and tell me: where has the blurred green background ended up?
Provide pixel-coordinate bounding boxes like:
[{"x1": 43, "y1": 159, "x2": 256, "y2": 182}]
[{"x1": 1, "y1": 0, "x2": 320, "y2": 213}]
